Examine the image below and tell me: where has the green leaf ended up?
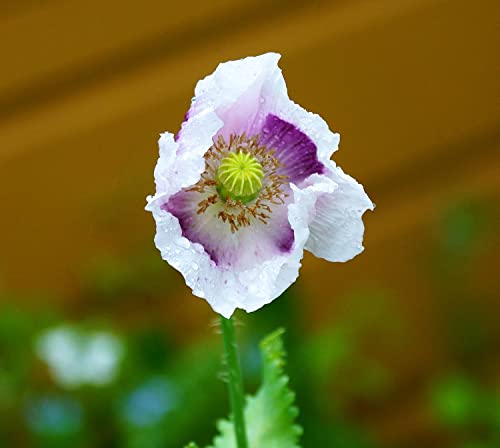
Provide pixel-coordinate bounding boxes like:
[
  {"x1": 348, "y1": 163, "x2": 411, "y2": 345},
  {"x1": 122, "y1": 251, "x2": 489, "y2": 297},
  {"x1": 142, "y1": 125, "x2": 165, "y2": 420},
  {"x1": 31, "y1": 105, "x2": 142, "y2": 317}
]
[
  {"x1": 209, "y1": 328, "x2": 302, "y2": 448},
  {"x1": 185, "y1": 443, "x2": 200, "y2": 448}
]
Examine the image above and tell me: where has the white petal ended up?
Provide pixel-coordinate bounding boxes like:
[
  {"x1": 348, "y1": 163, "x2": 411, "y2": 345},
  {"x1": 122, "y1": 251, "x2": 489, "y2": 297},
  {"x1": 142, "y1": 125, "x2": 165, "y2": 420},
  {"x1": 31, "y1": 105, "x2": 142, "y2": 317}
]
[
  {"x1": 148, "y1": 109, "x2": 223, "y2": 202},
  {"x1": 190, "y1": 52, "x2": 286, "y2": 137},
  {"x1": 305, "y1": 163, "x2": 374, "y2": 262},
  {"x1": 164, "y1": 188, "x2": 295, "y2": 270},
  {"x1": 191, "y1": 52, "x2": 340, "y2": 165},
  {"x1": 147, "y1": 176, "x2": 334, "y2": 317},
  {"x1": 270, "y1": 175, "x2": 338, "y2": 299}
]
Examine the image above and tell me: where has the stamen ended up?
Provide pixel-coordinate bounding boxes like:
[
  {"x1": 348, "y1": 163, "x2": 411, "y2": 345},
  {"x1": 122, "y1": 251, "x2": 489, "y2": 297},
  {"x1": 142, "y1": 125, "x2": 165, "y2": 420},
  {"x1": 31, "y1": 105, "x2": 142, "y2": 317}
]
[{"x1": 191, "y1": 133, "x2": 289, "y2": 232}]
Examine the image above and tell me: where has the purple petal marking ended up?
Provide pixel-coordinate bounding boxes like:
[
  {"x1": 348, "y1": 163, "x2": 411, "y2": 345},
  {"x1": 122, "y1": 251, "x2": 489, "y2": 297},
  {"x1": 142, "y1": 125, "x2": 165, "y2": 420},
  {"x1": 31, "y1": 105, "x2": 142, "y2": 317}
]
[
  {"x1": 174, "y1": 109, "x2": 191, "y2": 142},
  {"x1": 276, "y1": 223, "x2": 294, "y2": 253},
  {"x1": 163, "y1": 189, "x2": 294, "y2": 268},
  {"x1": 260, "y1": 114, "x2": 324, "y2": 183},
  {"x1": 161, "y1": 190, "x2": 223, "y2": 262}
]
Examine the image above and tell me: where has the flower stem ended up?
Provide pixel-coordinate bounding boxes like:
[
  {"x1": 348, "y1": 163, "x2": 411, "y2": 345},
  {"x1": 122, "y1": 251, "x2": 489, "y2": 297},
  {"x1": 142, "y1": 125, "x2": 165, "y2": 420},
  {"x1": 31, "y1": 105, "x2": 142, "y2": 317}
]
[{"x1": 220, "y1": 315, "x2": 249, "y2": 448}]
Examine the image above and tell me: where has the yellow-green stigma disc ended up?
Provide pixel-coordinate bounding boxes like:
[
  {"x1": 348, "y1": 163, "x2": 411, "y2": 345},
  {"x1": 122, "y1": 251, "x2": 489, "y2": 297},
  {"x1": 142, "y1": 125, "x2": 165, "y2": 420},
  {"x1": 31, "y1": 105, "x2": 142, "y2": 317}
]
[{"x1": 216, "y1": 151, "x2": 264, "y2": 203}]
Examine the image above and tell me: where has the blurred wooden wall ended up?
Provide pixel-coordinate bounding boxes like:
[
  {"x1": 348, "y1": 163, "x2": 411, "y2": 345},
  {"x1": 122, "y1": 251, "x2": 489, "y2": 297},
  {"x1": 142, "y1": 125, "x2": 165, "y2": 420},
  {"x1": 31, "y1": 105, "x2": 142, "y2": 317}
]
[{"x1": 0, "y1": 0, "x2": 498, "y2": 299}]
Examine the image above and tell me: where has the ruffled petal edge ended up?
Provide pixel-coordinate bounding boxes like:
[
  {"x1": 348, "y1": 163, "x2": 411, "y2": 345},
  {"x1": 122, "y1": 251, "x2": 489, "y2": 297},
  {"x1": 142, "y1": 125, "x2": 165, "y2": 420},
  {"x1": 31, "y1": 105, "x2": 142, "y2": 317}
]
[{"x1": 305, "y1": 163, "x2": 374, "y2": 262}]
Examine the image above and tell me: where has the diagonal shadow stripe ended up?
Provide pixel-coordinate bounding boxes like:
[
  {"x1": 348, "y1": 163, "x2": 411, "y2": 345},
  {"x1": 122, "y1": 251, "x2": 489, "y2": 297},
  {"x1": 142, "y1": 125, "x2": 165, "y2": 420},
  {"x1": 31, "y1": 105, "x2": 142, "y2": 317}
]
[
  {"x1": 368, "y1": 126, "x2": 500, "y2": 207},
  {"x1": 0, "y1": 0, "x2": 330, "y2": 121}
]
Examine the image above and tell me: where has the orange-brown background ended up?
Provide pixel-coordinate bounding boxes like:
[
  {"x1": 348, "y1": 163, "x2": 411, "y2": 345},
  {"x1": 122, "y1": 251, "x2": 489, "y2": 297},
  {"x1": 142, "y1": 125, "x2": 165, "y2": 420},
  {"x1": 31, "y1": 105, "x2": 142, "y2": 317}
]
[{"x1": 0, "y1": 0, "x2": 499, "y2": 446}]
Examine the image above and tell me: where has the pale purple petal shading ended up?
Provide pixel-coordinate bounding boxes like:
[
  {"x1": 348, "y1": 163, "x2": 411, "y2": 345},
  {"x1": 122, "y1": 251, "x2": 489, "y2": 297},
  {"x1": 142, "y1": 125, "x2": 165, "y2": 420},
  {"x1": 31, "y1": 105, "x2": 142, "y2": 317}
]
[
  {"x1": 174, "y1": 109, "x2": 191, "y2": 142},
  {"x1": 260, "y1": 114, "x2": 324, "y2": 184},
  {"x1": 163, "y1": 189, "x2": 294, "y2": 268}
]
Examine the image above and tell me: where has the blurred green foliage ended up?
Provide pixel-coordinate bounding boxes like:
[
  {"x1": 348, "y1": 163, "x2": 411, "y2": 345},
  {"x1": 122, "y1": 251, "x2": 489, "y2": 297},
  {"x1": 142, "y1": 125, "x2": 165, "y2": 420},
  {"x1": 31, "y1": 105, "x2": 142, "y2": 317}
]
[
  {"x1": 188, "y1": 329, "x2": 302, "y2": 448},
  {"x1": 0, "y1": 198, "x2": 498, "y2": 447},
  {"x1": 427, "y1": 200, "x2": 500, "y2": 448}
]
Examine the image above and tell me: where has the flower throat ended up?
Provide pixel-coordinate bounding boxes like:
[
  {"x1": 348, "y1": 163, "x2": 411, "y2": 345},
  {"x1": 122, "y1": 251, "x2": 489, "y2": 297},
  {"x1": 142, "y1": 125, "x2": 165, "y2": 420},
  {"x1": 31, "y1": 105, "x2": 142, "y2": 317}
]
[{"x1": 188, "y1": 134, "x2": 288, "y2": 233}]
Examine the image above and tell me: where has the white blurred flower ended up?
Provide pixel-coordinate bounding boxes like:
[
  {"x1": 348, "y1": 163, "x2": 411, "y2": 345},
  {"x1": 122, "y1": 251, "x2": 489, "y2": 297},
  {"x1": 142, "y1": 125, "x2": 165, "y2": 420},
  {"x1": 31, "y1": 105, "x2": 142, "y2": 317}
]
[
  {"x1": 146, "y1": 53, "x2": 373, "y2": 317},
  {"x1": 36, "y1": 325, "x2": 124, "y2": 388}
]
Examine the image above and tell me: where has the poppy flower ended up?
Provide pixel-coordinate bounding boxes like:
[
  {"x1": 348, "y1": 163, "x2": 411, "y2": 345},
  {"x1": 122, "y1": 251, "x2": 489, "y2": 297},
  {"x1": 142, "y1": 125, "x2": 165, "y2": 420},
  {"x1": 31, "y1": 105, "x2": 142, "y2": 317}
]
[{"x1": 146, "y1": 53, "x2": 373, "y2": 317}]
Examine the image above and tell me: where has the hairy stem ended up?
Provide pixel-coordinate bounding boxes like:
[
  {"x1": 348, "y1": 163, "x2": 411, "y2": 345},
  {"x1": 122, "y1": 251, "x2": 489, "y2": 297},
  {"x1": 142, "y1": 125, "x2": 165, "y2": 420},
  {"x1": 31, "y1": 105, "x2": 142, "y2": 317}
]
[{"x1": 220, "y1": 315, "x2": 248, "y2": 448}]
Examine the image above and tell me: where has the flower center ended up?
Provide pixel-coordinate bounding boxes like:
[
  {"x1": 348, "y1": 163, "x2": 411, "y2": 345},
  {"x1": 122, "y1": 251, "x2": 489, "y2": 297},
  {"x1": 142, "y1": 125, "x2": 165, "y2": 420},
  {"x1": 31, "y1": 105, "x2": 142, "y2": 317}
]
[
  {"x1": 188, "y1": 134, "x2": 288, "y2": 233},
  {"x1": 216, "y1": 151, "x2": 264, "y2": 203}
]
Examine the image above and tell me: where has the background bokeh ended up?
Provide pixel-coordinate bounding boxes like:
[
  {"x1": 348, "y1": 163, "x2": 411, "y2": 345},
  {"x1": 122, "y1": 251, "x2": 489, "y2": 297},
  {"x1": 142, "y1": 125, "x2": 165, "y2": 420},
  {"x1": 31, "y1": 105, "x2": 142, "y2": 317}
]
[{"x1": 1, "y1": 0, "x2": 499, "y2": 447}]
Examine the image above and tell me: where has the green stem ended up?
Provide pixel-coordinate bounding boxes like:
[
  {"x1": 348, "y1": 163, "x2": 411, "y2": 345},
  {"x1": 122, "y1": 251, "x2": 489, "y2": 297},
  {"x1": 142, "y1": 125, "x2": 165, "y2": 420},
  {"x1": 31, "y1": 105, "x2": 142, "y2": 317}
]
[{"x1": 220, "y1": 315, "x2": 249, "y2": 448}]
